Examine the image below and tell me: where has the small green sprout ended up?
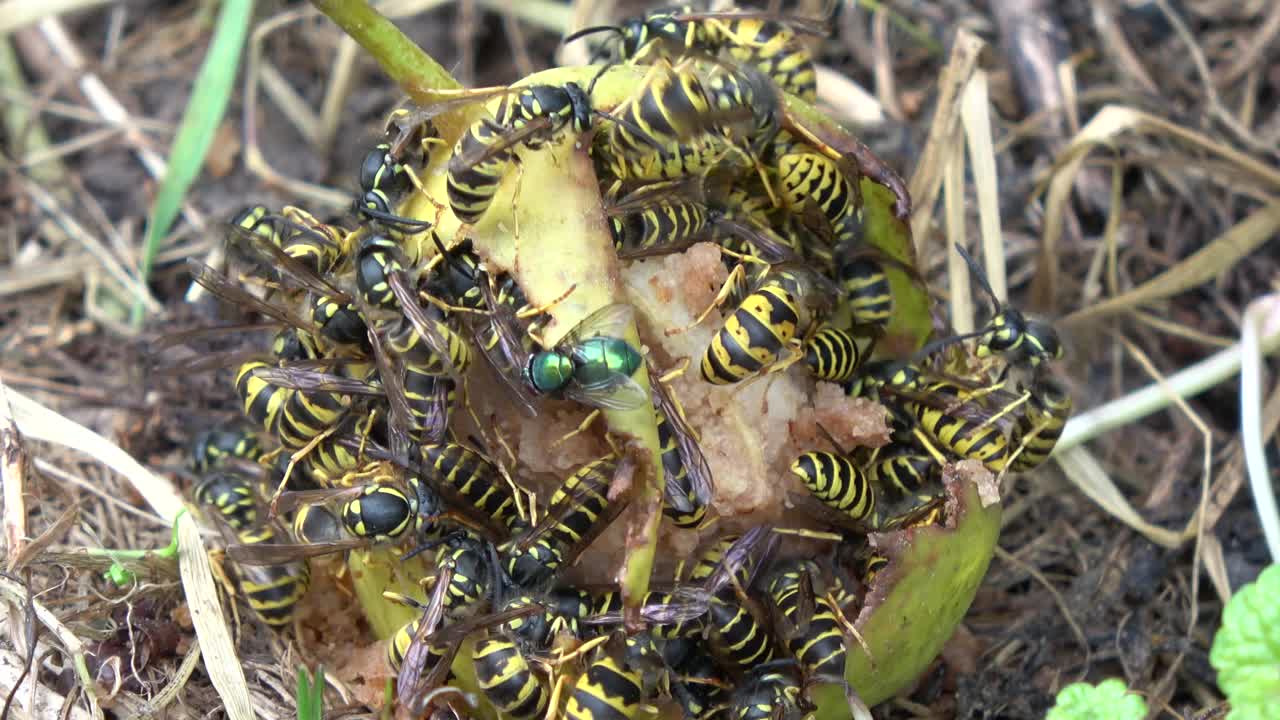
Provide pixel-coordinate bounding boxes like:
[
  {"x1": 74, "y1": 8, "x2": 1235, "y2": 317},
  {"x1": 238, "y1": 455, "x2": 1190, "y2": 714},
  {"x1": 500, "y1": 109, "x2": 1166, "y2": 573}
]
[
  {"x1": 92, "y1": 509, "x2": 186, "y2": 587},
  {"x1": 296, "y1": 665, "x2": 325, "y2": 720},
  {"x1": 1046, "y1": 679, "x2": 1148, "y2": 720},
  {"x1": 1210, "y1": 563, "x2": 1280, "y2": 719}
]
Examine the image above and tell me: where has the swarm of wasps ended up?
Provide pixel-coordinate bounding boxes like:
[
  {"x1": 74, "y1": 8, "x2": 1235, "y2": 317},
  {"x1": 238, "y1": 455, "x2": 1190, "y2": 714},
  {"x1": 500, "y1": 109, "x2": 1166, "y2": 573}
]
[{"x1": 173, "y1": 4, "x2": 1072, "y2": 718}]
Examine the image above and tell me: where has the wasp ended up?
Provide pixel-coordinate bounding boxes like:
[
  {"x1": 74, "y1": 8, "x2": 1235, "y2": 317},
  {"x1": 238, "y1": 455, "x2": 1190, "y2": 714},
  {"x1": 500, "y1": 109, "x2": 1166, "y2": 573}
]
[
  {"x1": 602, "y1": 179, "x2": 798, "y2": 263},
  {"x1": 225, "y1": 463, "x2": 446, "y2": 566},
  {"x1": 564, "y1": 6, "x2": 825, "y2": 101},
  {"x1": 440, "y1": 67, "x2": 650, "y2": 225},
  {"x1": 594, "y1": 58, "x2": 751, "y2": 185},
  {"x1": 692, "y1": 262, "x2": 837, "y2": 386},
  {"x1": 788, "y1": 450, "x2": 876, "y2": 529},
  {"x1": 802, "y1": 323, "x2": 873, "y2": 384},
  {"x1": 766, "y1": 560, "x2": 847, "y2": 684},
  {"x1": 902, "y1": 380, "x2": 1016, "y2": 473},
  {"x1": 190, "y1": 427, "x2": 262, "y2": 473},
  {"x1": 390, "y1": 565, "x2": 545, "y2": 718},
  {"x1": 499, "y1": 455, "x2": 635, "y2": 587},
  {"x1": 775, "y1": 151, "x2": 860, "y2": 245},
  {"x1": 955, "y1": 243, "x2": 1063, "y2": 372},
  {"x1": 865, "y1": 446, "x2": 942, "y2": 512},
  {"x1": 668, "y1": 642, "x2": 730, "y2": 719},
  {"x1": 1008, "y1": 377, "x2": 1072, "y2": 473},
  {"x1": 651, "y1": 366, "x2": 715, "y2": 529},
  {"x1": 842, "y1": 255, "x2": 898, "y2": 331},
  {"x1": 228, "y1": 204, "x2": 346, "y2": 281},
  {"x1": 225, "y1": 523, "x2": 312, "y2": 629},
  {"x1": 194, "y1": 470, "x2": 261, "y2": 532},
  {"x1": 727, "y1": 662, "x2": 811, "y2": 720},
  {"x1": 630, "y1": 528, "x2": 780, "y2": 676},
  {"x1": 195, "y1": 479, "x2": 309, "y2": 629},
  {"x1": 418, "y1": 441, "x2": 529, "y2": 538},
  {"x1": 470, "y1": 593, "x2": 579, "y2": 720},
  {"x1": 354, "y1": 142, "x2": 433, "y2": 236},
  {"x1": 563, "y1": 631, "x2": 668, "y2": 720}
]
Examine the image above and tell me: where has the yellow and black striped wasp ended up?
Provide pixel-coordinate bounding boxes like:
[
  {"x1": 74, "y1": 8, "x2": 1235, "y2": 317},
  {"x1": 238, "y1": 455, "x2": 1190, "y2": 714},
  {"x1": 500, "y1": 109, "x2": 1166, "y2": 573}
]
[
  {"x1": 563, "y1": 5, "x2": 827, "y2": 102},
  {"x1": 190, "y1": 426, "x2": 262, "y2": 473},
  {"x1": 193, "y1": 469, "x2": 262, "y2": 532},
  {"x1": 1006, "y1": 376, "x2": 1072, "y2": 473},
  {"x1": 561, "y1": 630, "x2": 671, "y2": 720},
  {"x1": 844, "y1": 353, "x2": 1020, "y2": 476},
  {"x1": 158, "y1": 261, "x2": 374, "y2": 474},
  {"x1": 192, "y1": 471, "x2": 311, "y2": 629},
  {"x1": 423, "y1": 65, "x2": 665, "y2": 225},
  {"x1": 228, "y1": 205, "x2": 346, "y2": 284},
  {"x1": 789, "y1": 445, "x2": 878, "y2": 531},
  {"x1": 224, "y1": 460, "x2": 449, "y2": 566},
  {"x1": 686, "y1": 258, "x2": 839, "y2": 386},
  {"x1": 954, "y1": 243, "x2": 1064, "y2": 374},
  {"x1": 802, "y1": 322, "x2": 875, "y2": 384},
  {"x1": 387, "y1": 564, "x2": 547, "y2": 718},
  {"x1": 498, "y1": 454, "x2": 636, "y2": 588},
  {"x1": 650, "y1": 362, "x2": 715, "y2": 529},
  {"x1": 602, "y1": 176, "x2": 798, "y2": 263},
  {"x1": 222, "y1": 521, "x2": 312, "y2": 630},
  {"x1": 354, "y1": 143, "x2": 435, "y2": 237},
  {"x1": 610, "y1": 527, "x2": 782, "y2": 678},
  {"x1": 593, "y1": 57, "x2": 760, "y2": 187},
  {"x1": 470, "y1": 594, "x2": 557, "y2": 720}
]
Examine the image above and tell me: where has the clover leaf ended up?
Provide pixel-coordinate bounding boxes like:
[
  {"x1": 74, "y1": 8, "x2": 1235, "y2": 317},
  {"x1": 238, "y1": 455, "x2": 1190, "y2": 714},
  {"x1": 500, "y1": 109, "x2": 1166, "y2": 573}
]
[
  {"x1": 1046, "y1": 679, "x2": 1148, "y2": 720},
  {"x1": 1210, "y1": 563, "x2": 1280, "y2": 719}
]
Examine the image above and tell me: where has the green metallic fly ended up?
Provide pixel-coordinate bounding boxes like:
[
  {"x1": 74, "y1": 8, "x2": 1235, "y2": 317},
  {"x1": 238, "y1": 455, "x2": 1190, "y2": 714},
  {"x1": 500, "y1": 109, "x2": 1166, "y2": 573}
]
[
  {"x1": 481, "y1": 292, "x2": 647, "y2": 412},
  {"x1": 525, "y1": 303, "x2": 646, "y2": 410}
]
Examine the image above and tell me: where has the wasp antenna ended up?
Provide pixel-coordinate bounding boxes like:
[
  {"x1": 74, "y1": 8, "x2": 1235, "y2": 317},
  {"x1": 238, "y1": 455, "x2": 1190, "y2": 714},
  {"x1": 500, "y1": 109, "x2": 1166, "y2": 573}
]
[
  {"x1": 585, "y1": 62, "x2": 613, "y2": 96},
  {"x1": 953, "y1": 243, "x2": 1000, "y2": 309},
  {"x1": 563, "y1": 24, "x2": 623, "y2": 44},
  {"x1": 909, "y1": 329, "x2": 986, "y2": 364}
]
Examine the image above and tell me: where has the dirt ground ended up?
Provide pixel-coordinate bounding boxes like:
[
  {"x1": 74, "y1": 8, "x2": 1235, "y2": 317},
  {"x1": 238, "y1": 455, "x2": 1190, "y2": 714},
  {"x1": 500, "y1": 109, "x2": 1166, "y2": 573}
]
[{"x1": 1, "y1": 0, "x2": 1277, "y2": 718}]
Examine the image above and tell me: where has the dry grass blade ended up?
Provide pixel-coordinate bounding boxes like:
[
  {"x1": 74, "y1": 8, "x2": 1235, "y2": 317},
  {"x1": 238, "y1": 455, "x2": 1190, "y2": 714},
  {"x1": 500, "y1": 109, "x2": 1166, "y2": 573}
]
[
  {"x1": 0, "y1": 0, "x2": 114, "y2": 34},
  {"x1": 907, "y1": 30, "x2": 984, "y2": 250},
  {"x1": 1240, "y1": 293, "x2": 1280, "y2": 562},
  {"x1": 1053, "y1": 446, "x2": 1184, "y2": 548},
  {"x1": 0, "y1": 385, "x2": 28, "y2": 572},
  {"x1": 1039, "y1": 105, "x2": 1280, "y2": 310},
  {"x1": 944, "y1": 135, "x2": 971, "y2": 333},
  {"x1": 242, "y1": 7, "x2": 358, "y2": 210},
  {"x1": 1063, "y1": 201, "x2": 1280, "y2": 326},
  {"x1": 3, "y1": 388, "x2": 254, "y2": 720},
  {"x1": 816, "y1": 65, "x2": 885, "y2": 127},
  {"x1": 960, "y1": 70, "x2": 1006, "y2": 305},
  {"x1": 0, "y1": 645, "x2": 90, "y2": 720},
  {"x1": 0, "y1": 574, "x2": 102, "y2": 719}
]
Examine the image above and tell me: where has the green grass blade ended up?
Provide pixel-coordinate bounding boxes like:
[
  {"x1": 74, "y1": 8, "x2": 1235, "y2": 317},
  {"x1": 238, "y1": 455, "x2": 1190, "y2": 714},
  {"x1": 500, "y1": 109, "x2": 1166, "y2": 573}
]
[
  {"x1": 133, "y1": 0, "x2": 254, "y2": 325},
  {"x1": 296, "y1": 665, "x2": 324, "y2": 720}
]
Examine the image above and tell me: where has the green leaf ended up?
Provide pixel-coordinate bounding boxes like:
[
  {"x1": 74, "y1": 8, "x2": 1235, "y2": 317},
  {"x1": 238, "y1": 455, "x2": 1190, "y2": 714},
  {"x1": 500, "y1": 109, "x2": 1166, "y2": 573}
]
[
  {"x1": 809, "y1": 469, "x2": 1002, "y2": 715},
  {"x1": 1046, "y1": 679, "x2": 1148, "y2": 720},
  {"x1": 858, "y1": 177, "x2": 932, "y2": 353},
  {"x1": 134, "y1": 0, "x2": 253, "y2": 325},
  {"x1": 1210, "y1": 564, "x2": 1280, "y2": 718}
]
